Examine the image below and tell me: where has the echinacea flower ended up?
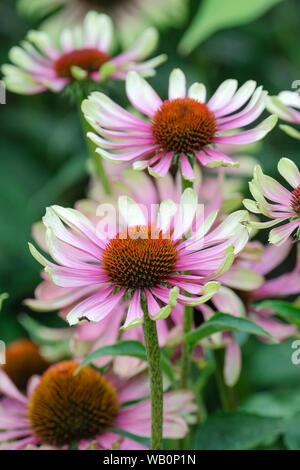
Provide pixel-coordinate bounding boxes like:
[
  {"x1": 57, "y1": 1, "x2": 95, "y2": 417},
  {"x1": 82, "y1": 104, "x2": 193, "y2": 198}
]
[
  {"x1": 25, "y1": 200, "x2": 183, "y2": 376},
  {"x1": 243, "y1": 158, "x2": 300, "y2": 245},
  {"x1": 0, "y1": 361, "x2": 196, "y2": 449},
  {"x1": 2, "y1": 339, "x2": 49, "y2": 391},
  {"x1": 28, "y1": 189, "x2": 250, "y2": 329},
  {"x1": 18, "y1": 0, "x2": 187, "y2": 47},
  {"x1": 2, "y1": 11, "x2": 165, "y2": 95},
  {"x1": 82, "y1": 69, "x2": 277, "y2": 180},
  {"x1": 267, "y1": 91, "x2": 300, "y2": 140}
]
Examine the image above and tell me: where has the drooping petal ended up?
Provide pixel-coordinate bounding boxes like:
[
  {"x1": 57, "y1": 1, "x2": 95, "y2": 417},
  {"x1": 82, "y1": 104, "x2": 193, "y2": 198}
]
[
  {"x1": 122, "y1": 290, "x2": 144, "y2": 329},
  {"x1": 269, "y1": 219, "x2": 300, "y2": 246},
  {"x1": 0, "y1": 370, "x2": 28, "y2": 405},
  {"x1": 224, "y1": 337, "x2": 242, "y2": 387},
  {"x1": 67, "y1": 288, "x2": 124, "y2": 325}
]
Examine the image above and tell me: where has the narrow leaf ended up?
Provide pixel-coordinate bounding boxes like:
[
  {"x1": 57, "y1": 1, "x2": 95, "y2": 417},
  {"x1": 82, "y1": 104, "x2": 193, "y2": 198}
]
[
  {"x1": 179, "y1": 0, "x2": 283, "y2": 55},
  {"x1": 186, "y1": 312, "x2": 276, "y2": 350}
]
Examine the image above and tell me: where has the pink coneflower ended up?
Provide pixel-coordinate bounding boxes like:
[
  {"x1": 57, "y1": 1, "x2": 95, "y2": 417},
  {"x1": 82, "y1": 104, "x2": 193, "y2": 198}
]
[
  {"x1": 267, "y1": 91, "x2": 300, "y2": 140},
  {"x1": 25, "y1": 203, "x2": 183, "y2": 375},
  {"x1": 24, "y1": 183, "x2": 181, "y2": 376},
  {"x1": 28, "y1": 189, "x2": 249, "y2": 329},
  {"x1": 2, "y1": 11, "x2": 165, "y2": 95},
  {"x1": 243, "y1": 158, "x2": 300, "y2": 245},
  {"x1": 0, "y1": 361, "x2": 195, "y2": 449},
  {"x1": 82, "y1": 69, "x2": 277, "y2": 179}
]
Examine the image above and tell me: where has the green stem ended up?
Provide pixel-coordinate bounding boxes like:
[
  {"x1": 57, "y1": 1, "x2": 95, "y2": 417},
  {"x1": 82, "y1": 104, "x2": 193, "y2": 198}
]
[
  {"x1": 142, "y1": 304, "x2": 163, "y2": 450},
  {"x1": 78, "y1": 102, "x2": 111, "y2": 195},
  {"x1": 213, "y1": 349, "x2": 236, "y2": 411},
  {"x1": 179, "y1": 306, "x2": 193, "y2": 388}
]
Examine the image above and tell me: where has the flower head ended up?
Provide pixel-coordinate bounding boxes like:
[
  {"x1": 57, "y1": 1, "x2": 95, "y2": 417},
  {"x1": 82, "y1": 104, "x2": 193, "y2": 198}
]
[
  {"x1": 28, "y1": 361, "x2": 118, "y2": 447},
  {"x1": 267, "y1": 91, "x2": 300, "y2": 140},
  {"x1": 28, "y1": 189, "x2": 249, "y2": 329},
  {"x1": 24, "y1": 184, "x2": 183, "y2": 376},
  {"x1": 243, "y1": 158, "x2": 300, "y2": 245},
  {"x1": 0, "y1": 361, "x2": 196, "y2": 449},
  {"x1": 2, "y1": 11, "x2": 165, "y2": 95},
  {"x1": 82, "y1": 69, "x2": 277, "y2": 180}
]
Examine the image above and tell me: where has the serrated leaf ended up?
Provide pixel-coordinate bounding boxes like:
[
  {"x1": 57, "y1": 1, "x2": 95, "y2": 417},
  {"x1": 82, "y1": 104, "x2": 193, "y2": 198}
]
[
  {"x1": 186, "y1": 312, "x2": 276, "y2": 350},
  {"x1": 179, "y1": 0, "x2": 283, "y2": 54}
]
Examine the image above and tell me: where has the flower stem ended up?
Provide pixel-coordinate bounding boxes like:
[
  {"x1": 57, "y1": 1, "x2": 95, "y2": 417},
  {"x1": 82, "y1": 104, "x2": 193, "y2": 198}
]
[
  {"x1": 213, "y1": 349, "x2": 236, "y2": 411},
  {"x1": 142, "y1": 304, "x2": 163, "y2": 450},
  {"x1": 179, "y1": 305, "x2": 193, "y2": 388},
  {"x1": 78, "y1": 102, "x2": 111, "y2": 195}
]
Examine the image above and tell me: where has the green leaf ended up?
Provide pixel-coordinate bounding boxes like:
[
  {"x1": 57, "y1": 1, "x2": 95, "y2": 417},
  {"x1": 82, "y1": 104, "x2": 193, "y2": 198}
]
[
  {"x1": 75, "y1": 340, "x2": 175, "y2": 384},
  {"x1": 283, "y1": 413, "x2": 300, "y2": 450},
  {"x1": 185, "y1": 312, "x2": 276, "y2": 350},
  {"x1": 194, "y1": 411, "x2": 283, "y2": 450},
  {"x1": 241, "y1": 393, "x2": 300, "y2": 450},
  {"x1": 241, "y1": 390, "x2": 300, "y2": 418},
  {"x1": 179, "y1": 0, "x2": 283, "y2": 55},
  {"x1": 109, "y1": 428, "x2": 150, "y2": 447},
  {"x1": 255, "y1": 300, "x2": 300, "y2": 327}
]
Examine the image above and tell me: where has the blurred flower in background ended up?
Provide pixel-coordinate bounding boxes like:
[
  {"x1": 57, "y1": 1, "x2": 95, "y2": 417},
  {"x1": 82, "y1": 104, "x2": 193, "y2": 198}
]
[
  {"x1": 2, "y1": 339, "x2": 49, "y2": 390},
  {"x1": 18, "y1": 0, "x2": 188, "y2": 46},
  {"x1": 0, "y1": 361, "x2": 196, "y2": 449},
  {"x1": 2, "y1": 11, "x2": 165, "y2": 95}
]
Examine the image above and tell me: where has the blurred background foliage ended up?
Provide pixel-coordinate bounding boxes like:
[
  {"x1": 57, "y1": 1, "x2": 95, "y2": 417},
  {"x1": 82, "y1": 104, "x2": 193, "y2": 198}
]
[{"x1": 0, "y1": 0, "x2": 300, "y2": 434}]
